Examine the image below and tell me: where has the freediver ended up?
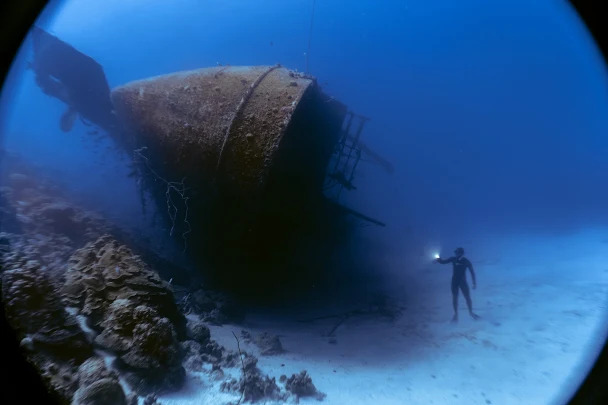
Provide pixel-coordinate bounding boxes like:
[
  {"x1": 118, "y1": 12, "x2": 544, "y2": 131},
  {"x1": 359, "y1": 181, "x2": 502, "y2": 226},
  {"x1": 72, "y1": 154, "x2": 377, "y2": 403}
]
[{"x1": 435, "y1": 247, "x2": 480, "y2": 322}]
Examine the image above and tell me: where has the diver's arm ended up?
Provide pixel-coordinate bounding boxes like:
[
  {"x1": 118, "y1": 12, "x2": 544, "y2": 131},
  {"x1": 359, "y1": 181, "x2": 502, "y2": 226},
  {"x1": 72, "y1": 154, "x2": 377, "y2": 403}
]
[
  {"x1": 436, "y1": 257, "x2": 454, "y2": 264},
  {"x1": 468, "y1": 261, "x2": 477, "y2": 288}
]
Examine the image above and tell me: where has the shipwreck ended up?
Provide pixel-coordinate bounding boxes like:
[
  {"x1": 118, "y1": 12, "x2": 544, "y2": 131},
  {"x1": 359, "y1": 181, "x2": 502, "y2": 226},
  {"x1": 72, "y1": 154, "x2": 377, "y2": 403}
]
[{"x1": 29, "y1": 27, "x2": 392, "y2": 291}]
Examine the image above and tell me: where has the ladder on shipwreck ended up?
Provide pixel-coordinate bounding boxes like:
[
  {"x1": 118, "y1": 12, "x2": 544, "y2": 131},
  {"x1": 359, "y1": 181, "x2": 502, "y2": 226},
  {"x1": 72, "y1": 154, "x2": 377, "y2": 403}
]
[{"x1": 324, "y1": 111, "x2": 394, "y2": 227}]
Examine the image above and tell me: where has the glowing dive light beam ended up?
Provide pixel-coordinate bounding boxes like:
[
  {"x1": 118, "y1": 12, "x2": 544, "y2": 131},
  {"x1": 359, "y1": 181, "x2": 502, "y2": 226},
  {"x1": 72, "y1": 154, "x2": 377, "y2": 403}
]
[{"x1": 434, "y1": 253, "x2": 440, "y2": 259}]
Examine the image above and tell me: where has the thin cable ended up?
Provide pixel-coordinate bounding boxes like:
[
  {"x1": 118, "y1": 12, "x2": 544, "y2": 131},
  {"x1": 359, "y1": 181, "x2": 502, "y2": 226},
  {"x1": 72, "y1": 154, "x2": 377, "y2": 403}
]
[{"x1": 305, "y1": 0, "x2": 316, "y2": 73}]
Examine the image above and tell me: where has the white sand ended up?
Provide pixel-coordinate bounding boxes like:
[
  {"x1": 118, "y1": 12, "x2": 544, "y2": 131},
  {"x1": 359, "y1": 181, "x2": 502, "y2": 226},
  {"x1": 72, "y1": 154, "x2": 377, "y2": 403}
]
[{"x1": 158, "y1": 227, "x2": 608, "y2": 405}]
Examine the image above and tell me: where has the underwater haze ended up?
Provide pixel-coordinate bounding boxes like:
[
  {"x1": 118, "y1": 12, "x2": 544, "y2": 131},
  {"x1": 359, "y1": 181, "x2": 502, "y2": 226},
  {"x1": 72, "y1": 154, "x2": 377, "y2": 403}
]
[{"x1": 1, "y1": 1, "x2": 607, "y2": 404}]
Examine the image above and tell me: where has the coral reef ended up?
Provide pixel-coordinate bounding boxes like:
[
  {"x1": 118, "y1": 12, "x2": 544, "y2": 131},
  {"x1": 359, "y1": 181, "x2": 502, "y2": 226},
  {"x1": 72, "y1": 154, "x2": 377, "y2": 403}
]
[
  {"x1": 0, "y1": 228, "x2": 191, "y2": 402},
  {"x1": 283, "y1": 370, "x2": 326, "y2": 401},
  {"x1": 180, "y1": 332, "x2": 239, "y2": 374},
  {"x1": 0, "y1": 256, "x2": 94, "y2": 402},
  {"x1": 181, "y1": 344, "x2": 204, "y2": 372},
  {"x1": 61, "y1": 235, "x2": 187, "y2": 394},
  {"x1": 72, "y1": 379, "x2": 127, "y2": 405},
  {"x1": 221, "y1": 353, "x2": 286, "y2": 403},
  {"x1": 62, "y1": 235, "x2": 186, "y2": 335},
  {"x1": 0, "y1": 164, "x2": 327, "y2": 404},
  {"x1": 72, "y1": 358, "x2": 127, "y2": 405},
  {"x1": 183, "y1": 288, "x2": 244, "y2": 325},
  {"x1": 142, "y1": 394, "x2": 160, "y2": 405},
  {"x1": 95, "y1": 301, "x2": 185, "y2": 393},
  {"x1": 186, "y1": 318, "x2": 211, "y2": 343},
  {"x1": 219, "y1": 332, "x2": 324, "y2": 403},
  {"x1": 0, "y1": 169, "x2": 109, "y2": 281}
]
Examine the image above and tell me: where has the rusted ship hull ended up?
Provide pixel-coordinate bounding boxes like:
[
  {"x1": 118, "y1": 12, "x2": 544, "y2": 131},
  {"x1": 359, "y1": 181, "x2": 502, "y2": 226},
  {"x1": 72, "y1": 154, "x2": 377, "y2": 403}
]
[
  {"x1": 110, "y1": 65, "x2": 348, "y2": 288},
  {"x1": 111, "y1": 65, "x2": 345, "y2": 214}
]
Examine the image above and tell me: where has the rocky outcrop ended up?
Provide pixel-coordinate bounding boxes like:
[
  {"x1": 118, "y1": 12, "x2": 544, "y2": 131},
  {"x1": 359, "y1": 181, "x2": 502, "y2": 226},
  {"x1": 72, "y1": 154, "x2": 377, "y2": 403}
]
[
  {"x1": 186, "y1": 318, "x2": 211, "y2": 343},
  {"x1": 0, "y1": 165, "x2": 327, "y2": 404},
  {"x1": 2, "y1": 171, "x2": 107, "y2": 240},
  {"x1": 62, "y1": 236, "x2": 186, "y2": 394},
  {"x1": 0, "y1": 233, "x2": 189, "y2": 400},
  {"x1": 72, "y1": 358, "x2": 127, "y2": 405},
  {"x1": 100, "y1": 302, "x2": 185, "y2": 393},
  {"x1": 1, "y1": 258, "x2": 94, "y2": 402},
  {"x1": 0, "y1": 170, "x2": 109, "y2": 280},
  {"x1": 62, "y1": 235, "x2": 186, "y2": 335},
  {"x1": 221, "y1": 354, "x2": 285, "y2": 403},
  {"x1": 283, "y1": 370, "x2": 326, "y2": 401},
  {"x1": 221, "y1": 352, "x2": 326, "y2": 403},
  {"x1": 180, "y1": 334, "x2": 239, "y2": 374},
  {"x1": 72, "y1": 379, "x2": 127, "y2": 405},
  {"x1": 184, "y1": 288, "x2": 244, "y2": 325}
]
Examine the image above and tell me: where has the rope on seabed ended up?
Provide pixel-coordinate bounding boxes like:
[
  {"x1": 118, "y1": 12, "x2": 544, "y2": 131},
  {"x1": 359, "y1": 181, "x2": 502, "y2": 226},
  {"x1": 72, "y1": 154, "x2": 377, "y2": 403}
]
[{"x1": 305, "y1": 0, "x2": 317, "y2": 73}]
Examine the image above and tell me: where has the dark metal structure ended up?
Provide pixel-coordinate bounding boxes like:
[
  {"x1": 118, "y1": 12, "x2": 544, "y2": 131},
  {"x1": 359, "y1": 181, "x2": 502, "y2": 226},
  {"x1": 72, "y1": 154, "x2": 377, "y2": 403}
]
[
  {"x1": 30, "y1": 27, "x2": 117, "y2": 133},
  {"x1": 111, "y1": 65, "x2": 346, "y2": 216}
]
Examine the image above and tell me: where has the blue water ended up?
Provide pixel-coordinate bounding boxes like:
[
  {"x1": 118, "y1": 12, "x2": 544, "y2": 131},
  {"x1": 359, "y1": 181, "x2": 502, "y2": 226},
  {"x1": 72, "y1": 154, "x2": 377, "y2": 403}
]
[
  {"x1": 1, "y1": 1, "x2": 607, "y2": 403},
  {"x1": 2, "y1": 0, "x2": 607, "y2": 240}
]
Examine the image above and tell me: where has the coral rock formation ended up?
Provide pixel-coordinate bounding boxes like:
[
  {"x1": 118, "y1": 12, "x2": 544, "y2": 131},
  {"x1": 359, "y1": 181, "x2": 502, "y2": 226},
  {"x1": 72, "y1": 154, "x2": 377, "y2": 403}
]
[
  {"x1": 62, "y1": 235, "x2": 186, "y2": 394},
  {"x1": 284, "y1": 370, "x2": 326, "y2": 401},
  {"x1": 62, "y1": 235, "x2": 186, "y2": 335},
  {"x1": 1, "y1": 257, "x2": 94, "y2": 402},
  {"x1": 188, "y1": 288, "x2": 244, "y2": 325},
  {"x1": 72, "y1": 358, "x2": 127, "y2": 405},
  {"x1": 221, "y1": 353, "x2": 286, "y2": 403},
  {"x1": 0, "y1": 169, "x2": 108, "y2": 280},
  {"x1": 186, "y1": 318, "x2": 211, "y2": 343}
]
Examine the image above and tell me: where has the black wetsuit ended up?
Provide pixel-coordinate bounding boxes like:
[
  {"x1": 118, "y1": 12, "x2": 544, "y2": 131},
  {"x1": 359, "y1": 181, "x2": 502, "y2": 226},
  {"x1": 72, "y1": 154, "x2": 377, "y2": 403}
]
[{"x1": 437, "y1": 256, "x2": 472, "y2": 297}]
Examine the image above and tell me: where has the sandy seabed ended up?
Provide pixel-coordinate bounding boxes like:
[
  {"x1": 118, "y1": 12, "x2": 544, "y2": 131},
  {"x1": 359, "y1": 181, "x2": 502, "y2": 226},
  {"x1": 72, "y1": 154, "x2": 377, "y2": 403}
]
[{"x1": 159, "y1": 227, "x2": 608, "y2": 405}]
